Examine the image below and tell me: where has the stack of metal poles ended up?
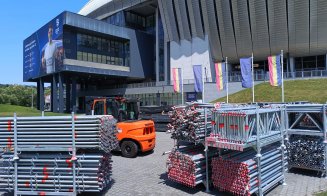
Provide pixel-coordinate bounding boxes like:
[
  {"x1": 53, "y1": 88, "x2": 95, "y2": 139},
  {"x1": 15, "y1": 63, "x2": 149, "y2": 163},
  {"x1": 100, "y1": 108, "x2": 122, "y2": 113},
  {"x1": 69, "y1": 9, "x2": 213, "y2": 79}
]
[
  {"x1": 166, "y1": 145, "x2": 218, "y2": 187},
  {"x1": 0, "y1": 152, "x2": 112, "y2": 192},
  {"x1": 0, "y1": 115, "x2": 118, "y2": 194},
  {"x1": 0, "y1": 115, "x2": 118, "y2": 153},
  {"x1": 211, "y1": 143, "x2": 287, "y2": 195},
  {"x1": 288, "y1": 135, "x2": 325, "y2": 171},
  {"x1": 286, "y1": 104, "x2": 327, "y2": 175},
  {"x1": 167, "y1": 103, "x2": 213, "y2": 144}
]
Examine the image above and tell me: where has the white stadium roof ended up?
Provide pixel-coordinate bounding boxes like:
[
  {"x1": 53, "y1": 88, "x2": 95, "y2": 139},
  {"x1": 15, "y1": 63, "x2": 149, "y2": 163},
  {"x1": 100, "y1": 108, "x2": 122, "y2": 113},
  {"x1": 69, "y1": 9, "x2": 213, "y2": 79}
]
[{"x1": 78, "y1": 0, "x2": 113, "y2": 16}]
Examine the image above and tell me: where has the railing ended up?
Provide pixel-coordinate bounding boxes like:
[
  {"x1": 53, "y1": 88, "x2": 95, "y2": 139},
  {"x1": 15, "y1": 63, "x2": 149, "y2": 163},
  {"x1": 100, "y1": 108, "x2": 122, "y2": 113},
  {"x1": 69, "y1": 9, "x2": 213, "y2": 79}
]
[{"x1": 102, "y1": 70, "x2": 327, "y2": 90}]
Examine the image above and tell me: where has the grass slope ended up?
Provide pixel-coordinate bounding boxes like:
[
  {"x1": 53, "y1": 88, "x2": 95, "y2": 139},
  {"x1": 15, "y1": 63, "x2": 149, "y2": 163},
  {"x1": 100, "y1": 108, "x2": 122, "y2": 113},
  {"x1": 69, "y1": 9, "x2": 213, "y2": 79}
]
[
  {"x1": 214, "y1": 78, "x2": 327, "y2": 103},
  {"x1": 0, "y1": 104, "x2": 67, "y2": 117}
]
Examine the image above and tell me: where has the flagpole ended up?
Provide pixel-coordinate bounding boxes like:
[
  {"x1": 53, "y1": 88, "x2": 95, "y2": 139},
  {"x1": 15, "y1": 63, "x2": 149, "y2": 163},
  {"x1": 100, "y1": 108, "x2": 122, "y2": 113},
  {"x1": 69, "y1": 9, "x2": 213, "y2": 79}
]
[
  {"x1": 281, "y1": 50, "x2": 284, "y2": 102},
  {"x1": 225, "y1": 57, "x2": 229, "y2": 103},
  {"x1": 202, "y1": 65, "x2": 205, "y2": 103},
  {"x1": 252, "y1": 53, "x2": 254, "y2": 103},
  {"x1": 181, "y1": 67, "x2": 184, "y2": 105}
]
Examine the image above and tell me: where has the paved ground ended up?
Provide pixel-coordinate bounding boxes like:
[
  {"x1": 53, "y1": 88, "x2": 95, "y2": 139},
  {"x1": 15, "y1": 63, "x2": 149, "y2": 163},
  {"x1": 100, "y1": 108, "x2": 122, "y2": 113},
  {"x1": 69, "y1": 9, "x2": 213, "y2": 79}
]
[{"x1": 105, "y1": 132, "x2": 327, "y2": 196}]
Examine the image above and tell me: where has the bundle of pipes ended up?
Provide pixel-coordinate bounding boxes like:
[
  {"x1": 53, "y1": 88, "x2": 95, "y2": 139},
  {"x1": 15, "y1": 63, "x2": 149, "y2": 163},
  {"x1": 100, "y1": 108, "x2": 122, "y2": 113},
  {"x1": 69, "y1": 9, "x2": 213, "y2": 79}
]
[
  {"x1": 288, "y1": 135, "x2": 325, "y2": 171},
  {"x1": 167, "y1": 103, "x2": 214, "y2": 144},
  {"x1": 166, "y1": 145, "x2": 218, "y2": 187},
  {"x1": 211, "y1": 143, "x2": 287, "y2": 196},
  {"x1": 0, "y1": 151, "x2": 112, "y2": 193},
  {"x1": 211, "y1": 108, "x2": 282, "y2": 144},
  {"x1": 0, "y1": 115, "x2": 118, "y2": 153}
]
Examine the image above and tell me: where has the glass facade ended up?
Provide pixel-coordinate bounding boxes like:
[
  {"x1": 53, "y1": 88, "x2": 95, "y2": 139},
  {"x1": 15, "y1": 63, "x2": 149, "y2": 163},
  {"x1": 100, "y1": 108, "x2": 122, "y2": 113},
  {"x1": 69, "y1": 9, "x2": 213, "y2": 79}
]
[
  {"x1": 126, "y1": 93, "x2": 184, "y2": 106},
  {"x1": 105, "y1": 11, "x2": 155, "y2": 34},
  {"x1": 76, "y1": 33, "x2": 130, "y2": 67},
  {"x1": 106, "y1": 11, "x2": 125, "y2": 26},
  {"x1": 295, "y1": 55, "x2": 326, "y2": 71}
]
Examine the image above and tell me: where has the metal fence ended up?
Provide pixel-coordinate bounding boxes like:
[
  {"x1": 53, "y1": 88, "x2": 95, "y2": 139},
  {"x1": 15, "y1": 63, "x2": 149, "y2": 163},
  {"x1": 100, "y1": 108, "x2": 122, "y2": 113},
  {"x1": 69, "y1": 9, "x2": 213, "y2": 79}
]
[{"x1": 104, "y1": 70, "x2": 327, "y2": 90}]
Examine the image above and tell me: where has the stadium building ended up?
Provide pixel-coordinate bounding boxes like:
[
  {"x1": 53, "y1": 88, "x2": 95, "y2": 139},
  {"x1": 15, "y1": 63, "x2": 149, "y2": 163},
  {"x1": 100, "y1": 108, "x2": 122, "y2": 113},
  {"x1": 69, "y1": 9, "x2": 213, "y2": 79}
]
[{"x1": 24, "y1": 0, "x2": 327, "y2": 113}]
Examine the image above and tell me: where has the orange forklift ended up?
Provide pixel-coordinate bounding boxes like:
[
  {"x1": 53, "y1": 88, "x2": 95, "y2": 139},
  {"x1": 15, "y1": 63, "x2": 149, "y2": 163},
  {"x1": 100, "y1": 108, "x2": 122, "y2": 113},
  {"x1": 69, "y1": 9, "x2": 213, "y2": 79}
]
[{"x1": 86, "y1": 97, "x2": 156, "y2": 158}]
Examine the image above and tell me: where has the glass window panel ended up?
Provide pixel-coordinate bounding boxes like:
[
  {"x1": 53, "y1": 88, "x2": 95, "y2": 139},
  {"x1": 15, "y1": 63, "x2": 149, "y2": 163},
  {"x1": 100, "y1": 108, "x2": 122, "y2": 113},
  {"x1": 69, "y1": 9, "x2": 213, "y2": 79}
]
[
  {"x1": 77, "y1": 51, "x2": 82, "y2": 61},
  {"x1": 93, "y1": 54, "x2": 97, "y2": 63},
  {"x1": 317, "y1": 55, "x2": 326, "y2": 69},
  {"x1": 97, "y1": 54, "x2": 102, "y2": 63},
  {"x1": 102, "y1": 55, "x2": 106, "y2": 64},
  {"x1": 87, "y1": 53, "x2": 92, "y2": 62},
  {"x1": 83, "y1": 52, "x2": 87, "y2": 61},
  {"x1": 77, "y1": 34, "x2": 82, "y2": 46}
]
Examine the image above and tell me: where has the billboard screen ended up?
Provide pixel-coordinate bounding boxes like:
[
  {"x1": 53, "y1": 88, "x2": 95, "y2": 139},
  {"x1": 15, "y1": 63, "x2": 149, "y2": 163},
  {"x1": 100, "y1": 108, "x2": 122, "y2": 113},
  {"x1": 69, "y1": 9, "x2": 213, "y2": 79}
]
[{"x1": 23, "y1": 13, "x2": 64, "y2": 81}]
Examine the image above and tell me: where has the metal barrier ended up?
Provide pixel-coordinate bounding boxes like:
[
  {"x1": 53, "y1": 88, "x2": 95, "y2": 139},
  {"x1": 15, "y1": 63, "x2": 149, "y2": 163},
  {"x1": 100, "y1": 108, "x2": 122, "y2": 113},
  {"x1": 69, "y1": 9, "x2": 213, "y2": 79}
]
[{"x1": 96, "y1": 69, "x2": 327, "y2": 92}]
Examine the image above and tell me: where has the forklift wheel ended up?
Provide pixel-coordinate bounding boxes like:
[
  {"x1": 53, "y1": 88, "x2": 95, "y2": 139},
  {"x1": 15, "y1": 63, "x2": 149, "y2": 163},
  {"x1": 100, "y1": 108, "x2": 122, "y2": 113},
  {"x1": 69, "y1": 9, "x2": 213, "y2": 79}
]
[{"x1": 121, "y1": 141, "x2": 138, "y2": 158}]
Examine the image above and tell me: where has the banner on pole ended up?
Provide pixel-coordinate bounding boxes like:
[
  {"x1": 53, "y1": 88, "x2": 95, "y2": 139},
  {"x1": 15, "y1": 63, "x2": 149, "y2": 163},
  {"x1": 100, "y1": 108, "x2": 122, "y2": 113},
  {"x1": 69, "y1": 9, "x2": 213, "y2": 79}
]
[
  {"x1": 240, "y1": 57, "x2": 253, "y2": 88},
  {"x1": 172, "y1": 68, "x2": 182, "y2": 93},
  {"x1": 193, "y1": 65, "x2": 203, "y2": 92},
  {"x1": 268, "y1": 55, "x2": 282, "y2": 86},
  {"x1": 214, "y1": 62, "x2": 226, "y2": 91}
]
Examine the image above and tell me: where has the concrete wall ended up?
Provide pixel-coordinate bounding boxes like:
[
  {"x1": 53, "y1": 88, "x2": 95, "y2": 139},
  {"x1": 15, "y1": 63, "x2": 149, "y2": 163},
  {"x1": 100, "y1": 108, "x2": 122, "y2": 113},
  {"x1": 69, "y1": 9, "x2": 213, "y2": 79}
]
[{"x1": 169, "y1": 36, "x2": 214, "y2": 81}]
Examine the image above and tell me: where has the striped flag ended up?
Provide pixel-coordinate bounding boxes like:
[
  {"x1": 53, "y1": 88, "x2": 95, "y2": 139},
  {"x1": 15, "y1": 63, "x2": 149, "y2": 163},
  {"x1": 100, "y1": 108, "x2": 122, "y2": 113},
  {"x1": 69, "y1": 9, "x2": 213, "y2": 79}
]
[
  {"x1": 172, "y1": 68, "x2": 182, "y2": 93},
  {"x1": 268, "y1": 55, "x2": 282, "y2": 86},
  {"x1": 214, "y1": 62, "x2": 226, "y2": 91}
]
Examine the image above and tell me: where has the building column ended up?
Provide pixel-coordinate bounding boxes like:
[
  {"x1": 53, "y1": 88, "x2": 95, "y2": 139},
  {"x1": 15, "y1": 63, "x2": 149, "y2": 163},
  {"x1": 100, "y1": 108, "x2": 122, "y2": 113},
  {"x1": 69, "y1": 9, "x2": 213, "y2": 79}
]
[
  {"x1": 289, "y1": 57, "x2": 295, "y2": 78},
  {"x1": 51, "y1": 74, "x2": 58, "y2": 112},
  {"x1": 71, "y1": 77, "x2": 77, "y2": 113},
  {"x1": 58, "y1": 73, "x2": 64, "y2": 113},
  {"x1": 155, "y1": 7, "x2": 159, "y2": 83},
  {"x1": 37, "y1": 81, "x2": 40, "y2": 110},
  {"x1": 65, "y1": 79, "x2": 71, "y2": 113},
  {"x1": 38, "y1": 78, "x2": 45, "y2": 111}
]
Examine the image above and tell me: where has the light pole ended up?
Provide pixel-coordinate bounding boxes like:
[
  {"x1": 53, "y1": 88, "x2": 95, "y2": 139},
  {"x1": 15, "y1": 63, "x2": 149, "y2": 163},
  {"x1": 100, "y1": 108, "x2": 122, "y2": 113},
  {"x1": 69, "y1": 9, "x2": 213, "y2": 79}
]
[{"x1": 31, "y1": 88, "x2": 34, "y2": 109}]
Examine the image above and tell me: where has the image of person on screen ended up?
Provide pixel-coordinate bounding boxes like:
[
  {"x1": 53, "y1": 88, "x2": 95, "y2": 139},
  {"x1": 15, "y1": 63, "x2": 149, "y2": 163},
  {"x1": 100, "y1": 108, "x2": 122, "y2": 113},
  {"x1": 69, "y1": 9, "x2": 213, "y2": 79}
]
[{"x1": 41, "y1": 24, "x2": 63, "y2": 75}]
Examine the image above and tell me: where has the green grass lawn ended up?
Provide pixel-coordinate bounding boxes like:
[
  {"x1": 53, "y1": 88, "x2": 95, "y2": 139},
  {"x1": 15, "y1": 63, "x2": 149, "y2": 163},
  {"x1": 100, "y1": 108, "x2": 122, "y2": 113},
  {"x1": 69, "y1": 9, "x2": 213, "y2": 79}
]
[
  {"x1": 214, "y1": 78, "x2": 327, "y2": 103},
  {"x1": 0, "y1": 104, "x2": 68, "y2": 117},
  {"x1": 316, "y1": 191, "x2": 327, "y2": 196}
]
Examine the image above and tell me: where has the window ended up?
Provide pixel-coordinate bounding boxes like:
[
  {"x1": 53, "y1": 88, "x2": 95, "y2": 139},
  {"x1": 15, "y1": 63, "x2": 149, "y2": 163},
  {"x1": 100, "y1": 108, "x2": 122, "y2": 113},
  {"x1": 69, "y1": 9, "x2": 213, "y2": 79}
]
[
  {"x1": 83, "y1": 52, "x2": 88, "y2": 61},
  {"x1": 86, "y1": 53, "x2": 91, "y2": 62},
  {"x1": 76, "y1": 33, "x2": 130, "y2": 66},
  {"x1": 97, "y1": 54, "x2": 102, "y2": 63},
  {"x1": 295, "y1": 57, "x2": 302, "y2": 70},
  {"x1": 102, "y1": 55, "x2": 106, "y2": 64},
  {"x1": 77, "y1": 51, "x2": 82, "y2": 61},
  {"x1": 317, "y1": 55, "x2": 326, "y2": 69},
  {"x1": 303, "y1": 56, "x2": 316, "y2": 70}
]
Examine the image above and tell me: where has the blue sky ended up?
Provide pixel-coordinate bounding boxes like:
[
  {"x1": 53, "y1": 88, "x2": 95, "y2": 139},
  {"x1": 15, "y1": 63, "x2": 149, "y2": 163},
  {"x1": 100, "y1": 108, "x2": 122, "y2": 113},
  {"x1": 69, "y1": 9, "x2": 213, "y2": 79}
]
[{"x1": 0, "y1": 0, "x2": 88, "y2": 85}]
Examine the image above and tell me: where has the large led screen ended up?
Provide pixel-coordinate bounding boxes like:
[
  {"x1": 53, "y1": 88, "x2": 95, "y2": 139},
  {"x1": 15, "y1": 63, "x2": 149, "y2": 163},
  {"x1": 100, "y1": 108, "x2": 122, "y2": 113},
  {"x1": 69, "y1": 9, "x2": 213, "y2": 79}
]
[{"x1": 23, "y1": 13, "x2": 64, "y2": 81}]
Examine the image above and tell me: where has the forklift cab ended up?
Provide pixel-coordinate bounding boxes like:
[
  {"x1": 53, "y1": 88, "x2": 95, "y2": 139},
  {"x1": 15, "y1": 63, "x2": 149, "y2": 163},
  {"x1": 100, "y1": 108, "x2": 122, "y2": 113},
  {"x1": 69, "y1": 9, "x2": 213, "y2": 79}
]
[{"x1": 92, "y1": 97, "x2": 140, "y2": 122}]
